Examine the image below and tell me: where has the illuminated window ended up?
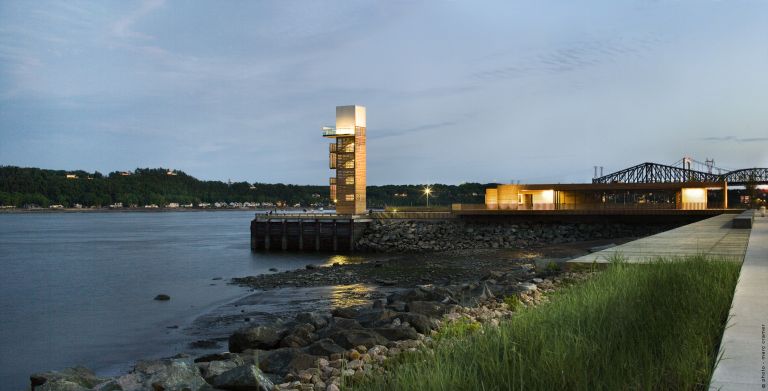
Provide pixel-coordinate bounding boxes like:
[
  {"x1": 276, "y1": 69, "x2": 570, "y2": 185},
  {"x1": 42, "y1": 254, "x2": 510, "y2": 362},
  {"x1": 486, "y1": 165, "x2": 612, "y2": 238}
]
[
  {"x1": 345, "y1": 194, "x2": 354, "y2": 201},
  {"x1": 344, "y1": 160, "x2": 354, "y2": 169},
  {"x1": 345, "y1": 177, "x2": 354, "y2": 185},
  {"x1": 344, "y1": 144, "x2": 355, "y2": 153}
]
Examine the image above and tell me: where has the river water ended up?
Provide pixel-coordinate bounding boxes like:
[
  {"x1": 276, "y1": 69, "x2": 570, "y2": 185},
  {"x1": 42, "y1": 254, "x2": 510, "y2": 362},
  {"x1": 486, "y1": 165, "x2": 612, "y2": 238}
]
[{"x1": 0, "y1": 211, "x2": 367, "y2": 390}]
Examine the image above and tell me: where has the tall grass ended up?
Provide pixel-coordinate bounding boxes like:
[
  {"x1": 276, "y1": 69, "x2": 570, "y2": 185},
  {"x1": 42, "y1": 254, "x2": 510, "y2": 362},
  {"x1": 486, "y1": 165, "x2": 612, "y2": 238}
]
[{"x1": 355, "y1": 257, "x2": 740, "y2": 391}]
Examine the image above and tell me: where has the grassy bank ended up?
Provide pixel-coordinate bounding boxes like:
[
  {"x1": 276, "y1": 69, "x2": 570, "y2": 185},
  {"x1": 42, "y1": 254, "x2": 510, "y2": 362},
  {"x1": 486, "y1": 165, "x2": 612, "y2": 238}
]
[{"x1": 355, "y1": 257, "x2": 740, "y2": 391}]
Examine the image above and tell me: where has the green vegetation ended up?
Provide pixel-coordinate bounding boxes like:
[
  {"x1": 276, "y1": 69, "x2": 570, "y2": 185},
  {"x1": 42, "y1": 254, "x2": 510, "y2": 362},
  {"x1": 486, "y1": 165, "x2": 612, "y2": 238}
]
[
  {"x1": 0, "y1": 166, "x2": 487, "y2": 208},
  {"x1": 502, "y1": 295, "x2": 524, "y2": 312},
  {"x1": 355, "y1": 258, "x2": 740, "y2": 391}
]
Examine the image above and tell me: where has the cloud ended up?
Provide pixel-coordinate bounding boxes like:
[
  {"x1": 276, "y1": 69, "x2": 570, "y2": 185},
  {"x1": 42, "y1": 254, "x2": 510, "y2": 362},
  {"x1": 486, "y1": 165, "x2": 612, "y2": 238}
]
[
  {"x1": 111, "y1": 0, "x2": 165, "y2": 40},
  {"x1": 370, "y1": 120, "x2": 461, "y2": 140},
  {"x1": 701, "y1": 136, "x2": 768, "y2": 143},
  {"x1": 473, "y1": 35, "x2": 664, "y2": 81}
]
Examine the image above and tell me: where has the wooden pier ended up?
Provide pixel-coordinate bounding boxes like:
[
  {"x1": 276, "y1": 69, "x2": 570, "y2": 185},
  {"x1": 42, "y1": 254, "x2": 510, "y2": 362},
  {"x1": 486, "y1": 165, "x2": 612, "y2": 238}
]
[{"x1": 250, "y1": 215, "x2": 372, "y2": 252}]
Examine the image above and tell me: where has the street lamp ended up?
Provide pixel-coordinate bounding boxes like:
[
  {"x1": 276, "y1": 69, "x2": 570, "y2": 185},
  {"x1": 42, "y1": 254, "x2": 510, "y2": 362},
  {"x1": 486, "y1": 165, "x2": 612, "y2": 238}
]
[{"x1": 423, "y1": 186, "x2": 432, "y2": 207}]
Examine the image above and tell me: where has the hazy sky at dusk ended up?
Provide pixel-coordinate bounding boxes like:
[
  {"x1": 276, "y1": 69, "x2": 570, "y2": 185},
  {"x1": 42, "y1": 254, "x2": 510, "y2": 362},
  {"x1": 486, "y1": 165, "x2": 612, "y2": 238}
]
[{"x1": 1, "y1": 0, "x2": 767, "y2": 184}]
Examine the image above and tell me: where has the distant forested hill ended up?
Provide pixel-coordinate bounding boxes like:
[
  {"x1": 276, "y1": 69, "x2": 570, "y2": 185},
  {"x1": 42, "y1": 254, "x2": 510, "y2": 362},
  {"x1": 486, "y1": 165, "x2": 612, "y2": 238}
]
[{"x1": 0, "y1": 166, "x2": 487, "y2": 208}]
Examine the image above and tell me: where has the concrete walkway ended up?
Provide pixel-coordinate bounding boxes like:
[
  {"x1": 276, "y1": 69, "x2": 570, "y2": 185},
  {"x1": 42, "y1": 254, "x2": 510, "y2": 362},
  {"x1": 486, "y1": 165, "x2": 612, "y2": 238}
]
[
  {"x1": 709, "y1": 213, "x2": 768, "y2": 390},
  {"x1": 567, "y1": 214, "x2": 751, "y2": 264}
]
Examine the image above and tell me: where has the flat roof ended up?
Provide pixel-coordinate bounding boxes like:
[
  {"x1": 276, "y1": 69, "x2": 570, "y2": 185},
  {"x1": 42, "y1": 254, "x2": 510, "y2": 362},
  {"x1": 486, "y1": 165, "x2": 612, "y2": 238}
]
[{"x1": 495, "y1": 182, "x2": 725, "y2": 191}]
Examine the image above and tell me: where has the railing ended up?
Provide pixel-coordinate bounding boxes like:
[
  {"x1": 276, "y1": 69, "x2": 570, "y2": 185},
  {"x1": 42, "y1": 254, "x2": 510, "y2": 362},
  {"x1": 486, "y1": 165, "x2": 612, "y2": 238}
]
[
  {"x1": 371, "y1": 211, "x2": 454, "y2": 219},
  {"x1": 322, "y1": 126, "x2": 355, "y2": 137}
]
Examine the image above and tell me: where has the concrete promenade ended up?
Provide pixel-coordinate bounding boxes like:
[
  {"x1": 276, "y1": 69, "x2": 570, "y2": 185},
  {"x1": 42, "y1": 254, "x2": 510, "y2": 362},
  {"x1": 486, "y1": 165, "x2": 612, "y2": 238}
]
[
  {"x1": 567, "y1": 214, "x2": 751, "y2": 264},
  {"x1": 709, "y1": 212, "x2": 767, "y2": 390}
]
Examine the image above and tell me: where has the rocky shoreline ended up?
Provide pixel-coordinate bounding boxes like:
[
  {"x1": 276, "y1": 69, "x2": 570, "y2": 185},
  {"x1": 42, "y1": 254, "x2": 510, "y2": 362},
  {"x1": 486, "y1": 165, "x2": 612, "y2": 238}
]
[
  {"x1": 31, "y1": 259, "x2": 590, "y2": 391},
  {"x1": 29, "y1": 229, "x2": 650, "y2": 391}
]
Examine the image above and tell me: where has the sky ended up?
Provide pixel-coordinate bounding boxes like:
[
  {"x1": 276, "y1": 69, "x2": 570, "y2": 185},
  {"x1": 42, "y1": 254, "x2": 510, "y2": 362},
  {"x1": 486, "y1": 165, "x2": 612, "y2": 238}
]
[{"x1": 1, "y1": 0, "x2": 767, "y2": 185}]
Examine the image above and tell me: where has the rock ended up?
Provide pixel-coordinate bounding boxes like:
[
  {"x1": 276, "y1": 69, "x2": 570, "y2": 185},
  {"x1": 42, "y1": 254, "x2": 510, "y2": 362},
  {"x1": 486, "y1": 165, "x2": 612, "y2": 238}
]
[
  {"x1": 197, "y1": 360, "x2": 241, "y2": 382},
  {"x1": 280, "y1": 323, "x2": 316, "y2": 348},
  {"x1": 405, "y1": 301, "x2": 449, "y2": 318},
  {"x1": 329, "y1": 329, "x2": 389, "y2": 349},
  {"x1": 331, "y1": 307, "x2": 362, "y2": 319},
  {"x1": 295, "y1": 312, "x2": 329, "y2": 330},
  {"x1": 194, "y1": 353, "x2": 239, "y2": 363},
  {"x1": 518, "y1": 282, "x2": 537, "y2": 292},
  {"x1": 378, "y1": 312, "x2": 433, "y2": 334},
  {"x1": 35, "y1": 379, "x2": 90, "y2": 391},
  {"x1": 211, "y1": 364, "x2": 274, "y2": 391},
  {"x1": 31, "y1": 366, "x2": 106, "y2": 390},
  {"x1": 371, "y1": 326, "x2": 419, "y2": 341},
  {"x1": 317, "y1": 317, "x2": 363, "y2": 338},
  {"x1": 375, "y1": 278, "x2": 397, "y2": 286},
  {"x1": 482, "y1": 270, "x2": 505, "y2": 281},
  {"x1": 153, "y1": 294, "x2": 171, "y2": 301},
  {"x1": 258, "y1": 348, "x2": 319, "y2": 375},
  {"x1": 117, "y1": 357, "x2": 207, "y2": 391},
  {"x1": 305, "y1": 338, "x2": 347, "y2": 356},
  {"x1": 354, "y1": 309, "x2": 398, "y2": 327},
  {"x1": 229, "y1": 325, "x2": 285, "y2": 352},
  {"x1": 385, "y1": 301, "x2": 407, "y2": 312}
]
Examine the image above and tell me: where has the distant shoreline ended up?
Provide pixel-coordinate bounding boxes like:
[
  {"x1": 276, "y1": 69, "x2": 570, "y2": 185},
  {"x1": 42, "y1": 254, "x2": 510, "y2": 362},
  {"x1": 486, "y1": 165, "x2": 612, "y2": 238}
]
[{"x1": 0, "y1": 207, "x2": 324, "y2": 214}]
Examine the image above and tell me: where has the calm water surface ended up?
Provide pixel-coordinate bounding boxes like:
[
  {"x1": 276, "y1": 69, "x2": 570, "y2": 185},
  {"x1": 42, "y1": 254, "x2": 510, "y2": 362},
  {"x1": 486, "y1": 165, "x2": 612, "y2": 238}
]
[{"x1": 0, "y1": 211, "x2": 361, "y2": 390}]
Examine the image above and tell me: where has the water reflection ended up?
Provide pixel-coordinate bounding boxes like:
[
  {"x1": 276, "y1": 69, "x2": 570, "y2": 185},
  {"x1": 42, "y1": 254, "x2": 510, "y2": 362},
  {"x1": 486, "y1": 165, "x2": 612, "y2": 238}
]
[
  {"x1": 322, "y1": 254, "x2": 369, "y2": 266},
  {"x1": 328, "y1": 283, "x2": 375, "y2": 307}
]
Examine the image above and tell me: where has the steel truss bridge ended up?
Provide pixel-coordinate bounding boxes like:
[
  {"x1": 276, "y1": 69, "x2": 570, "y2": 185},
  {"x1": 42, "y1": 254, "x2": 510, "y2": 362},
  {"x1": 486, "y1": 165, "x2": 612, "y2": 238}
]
[{"x1": 592, "y1": 162, "x2": 768, "y2": 185}]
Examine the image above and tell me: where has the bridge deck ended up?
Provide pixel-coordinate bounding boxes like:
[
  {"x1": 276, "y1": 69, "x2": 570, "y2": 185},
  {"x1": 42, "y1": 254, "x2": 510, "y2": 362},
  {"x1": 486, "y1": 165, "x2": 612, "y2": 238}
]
[{"x1": 567, "y1": 214, "x2": 750, "y2": 264}]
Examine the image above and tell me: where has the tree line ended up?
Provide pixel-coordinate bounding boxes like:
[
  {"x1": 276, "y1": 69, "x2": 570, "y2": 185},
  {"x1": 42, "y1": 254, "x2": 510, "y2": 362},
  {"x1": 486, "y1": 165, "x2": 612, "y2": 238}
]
[{"x1": 0, "y1": 166, "x2": 488, "y2": 208}]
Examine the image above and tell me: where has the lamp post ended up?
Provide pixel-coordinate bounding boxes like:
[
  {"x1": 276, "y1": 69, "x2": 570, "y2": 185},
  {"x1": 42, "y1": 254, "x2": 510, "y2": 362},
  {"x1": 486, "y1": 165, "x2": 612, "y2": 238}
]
[{"x1": 424, "y1": 186, "x2": 432, "y2": 207}]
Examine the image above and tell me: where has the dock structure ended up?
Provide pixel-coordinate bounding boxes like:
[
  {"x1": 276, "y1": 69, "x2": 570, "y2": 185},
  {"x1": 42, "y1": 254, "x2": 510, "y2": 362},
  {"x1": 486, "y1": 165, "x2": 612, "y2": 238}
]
[{"x1": 250, "y1": 215, "x2": 371, "y2": 252}]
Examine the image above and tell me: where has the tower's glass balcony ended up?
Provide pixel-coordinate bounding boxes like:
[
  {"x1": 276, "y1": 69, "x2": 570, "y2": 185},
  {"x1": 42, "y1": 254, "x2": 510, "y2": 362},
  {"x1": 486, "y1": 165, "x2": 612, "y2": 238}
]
[{"x1": 322, "y1": 126, "x2": 355, "y2": 137}]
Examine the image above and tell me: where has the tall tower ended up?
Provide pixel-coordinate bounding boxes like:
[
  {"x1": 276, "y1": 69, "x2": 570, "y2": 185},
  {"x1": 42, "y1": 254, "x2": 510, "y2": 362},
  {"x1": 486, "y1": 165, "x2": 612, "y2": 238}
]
[{"x1": 323, "y1": 105, "x2": 366, "y2": 215}]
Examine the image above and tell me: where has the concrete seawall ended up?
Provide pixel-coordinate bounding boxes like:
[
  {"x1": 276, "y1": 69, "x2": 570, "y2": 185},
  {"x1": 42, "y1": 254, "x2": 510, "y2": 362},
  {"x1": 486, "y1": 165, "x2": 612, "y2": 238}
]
[{"x1": 250, "y1": 217, "x2": 371, "y2": 252}]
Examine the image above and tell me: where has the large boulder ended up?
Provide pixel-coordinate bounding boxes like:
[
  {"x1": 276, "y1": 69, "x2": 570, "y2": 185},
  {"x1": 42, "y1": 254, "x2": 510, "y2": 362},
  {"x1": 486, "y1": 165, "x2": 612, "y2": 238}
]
[
  {"x1": 295, "y1": 312, "x2": 329, "y2": 330},
  {"x1": 387, "y1": 285, "x2": 455, "y2": 304},
  {"x1": 330, "y1": 306, "x2": 364, "y2": 319},
  {"x1": 405, "y1": 301, "x2": 450, "y2": 318},
  {"x1": 194, "y1": 352, "x2": 240, "y2": 363},
  {"x1": 330, "y1": 329, "x2": 390, "y2": 349},
  {"x1": 305, "y1": 338, "x2": 347, "y2": 356},
  {"x1": 113, "y1": 357, "x2": 207, "y2": 391},
  {"x1": 316, "y1": 317, "x2": 363, "y2": 339},
  {"x1": 279, "y1": 323, "x2": 316, "y2": 348},
  {"x1": 354, "y1": 308, "x2": 398, "y2": 327},
  {"x1": 376, "y1": 312, "x2": 434, "y2": 334},
  {"x1": 257, "y1": 348, "x2": 319, "y2": 376},
  {"x1": 210, "y1": 365, "x2": 274, "y2": 391},
  {"x1": 31, "y1": 366, "x2": 107, "y2": 390},
  {"x1": 197, "y1": 359, "x2": 242, "y2": 382},
  {"x1": 371, "y1": 326, "x2": 419, "y2": 341},
  {"x1": 229, "y1": 325, "x2": 285, "y2": 353},
  {"x1": 35, "y1": 380, "x2": 90, "y2": 391}
]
